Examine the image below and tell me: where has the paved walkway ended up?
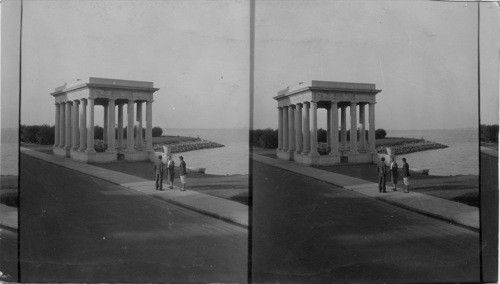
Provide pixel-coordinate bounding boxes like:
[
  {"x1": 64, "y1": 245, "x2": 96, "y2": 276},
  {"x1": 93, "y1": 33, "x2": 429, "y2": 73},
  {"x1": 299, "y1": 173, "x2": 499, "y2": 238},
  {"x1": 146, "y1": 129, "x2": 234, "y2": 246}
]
[
  {"x1": 20, "y1": 147, "x2": 248, "y2": 227},
  {"x1": 252, "y1": 153, "x2": 479, "y2": 230}
]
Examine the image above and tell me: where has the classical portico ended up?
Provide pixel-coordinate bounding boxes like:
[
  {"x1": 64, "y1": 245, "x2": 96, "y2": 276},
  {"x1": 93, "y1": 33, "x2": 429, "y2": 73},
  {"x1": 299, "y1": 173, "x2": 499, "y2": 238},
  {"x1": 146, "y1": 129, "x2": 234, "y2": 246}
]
[
  {"x1": 275, "y1": 80, "x2": 381, "y2": 165},
  {"x1": 52, "y1": 77, "x2": 159, "y2": 163}
]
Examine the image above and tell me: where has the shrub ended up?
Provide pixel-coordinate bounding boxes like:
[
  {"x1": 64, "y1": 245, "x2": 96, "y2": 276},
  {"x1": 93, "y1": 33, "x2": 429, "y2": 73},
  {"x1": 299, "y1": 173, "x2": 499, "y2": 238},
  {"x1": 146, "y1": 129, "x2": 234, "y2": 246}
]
[
  {"x1": 35, "y1": 125, "x2": 55, "y2": 145},
  {"x1": 250, "y1": 128, "x2": 278, "y2": 148},
  {"x1": 375, "y1": 128, "x2": 387, "y2": 139},
  {"x1": 94, "y1": 126, "x2": 104, "y2": 140},
  {"x1": 20, "y1": 124, "x2": 54, "y2": 145},
  {"x1": 480, "y1": 124, "x2": 498, "y2": 143},
  {"x1": 317, "y1": 128, "x2": 327, "y2": 142},
  {"x1": 20, "y1": 125, "x2": 39, "y2": 143},
  {"x1": 152, "y1": 126, "x2": 163, "y2": 137}
]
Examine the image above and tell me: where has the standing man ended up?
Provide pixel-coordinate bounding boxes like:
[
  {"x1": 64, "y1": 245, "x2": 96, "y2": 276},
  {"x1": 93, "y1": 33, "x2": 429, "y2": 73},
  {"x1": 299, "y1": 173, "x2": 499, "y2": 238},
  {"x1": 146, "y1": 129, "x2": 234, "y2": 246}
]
[
  {"x1": 402, "y1": 157, "x2": 411, "y2": 193},
  {"x1": 153, "y1": 155, "x2": 164, "y2": 191},
  {"x1": 167, "y1": 155, "x2": 175, "y2": 189},
  {"x1": 179, "y1": 156, "x2": 187, "y2": 191},
  {"x1": 377, "y1": 157, "x2": 387, "y2": 193}
]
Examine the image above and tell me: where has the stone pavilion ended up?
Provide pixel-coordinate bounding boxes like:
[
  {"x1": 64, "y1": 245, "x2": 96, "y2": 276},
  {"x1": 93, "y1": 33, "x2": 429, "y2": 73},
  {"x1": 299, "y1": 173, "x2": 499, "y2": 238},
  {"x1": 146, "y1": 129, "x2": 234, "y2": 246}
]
[
  {"x1": 52, "y1": 77, "x2": 159, "y2": 163},
  {"x1": 274, "y1": 80, "x2": 381, "y2": 165}
]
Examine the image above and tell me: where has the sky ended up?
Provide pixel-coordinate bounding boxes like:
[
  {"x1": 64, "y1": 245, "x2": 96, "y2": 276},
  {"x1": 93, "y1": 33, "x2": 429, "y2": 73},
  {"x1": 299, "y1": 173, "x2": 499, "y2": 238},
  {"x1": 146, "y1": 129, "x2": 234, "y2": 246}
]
[
  {"x1": 3, "y1": 0, "x2": 250, "y2": 129},
  {"x1": 1, "y1": 1, "x2": 499, "y2": 131},
  {"x1": 254, "y1": 1, "x2": 500, "y2": 131}
]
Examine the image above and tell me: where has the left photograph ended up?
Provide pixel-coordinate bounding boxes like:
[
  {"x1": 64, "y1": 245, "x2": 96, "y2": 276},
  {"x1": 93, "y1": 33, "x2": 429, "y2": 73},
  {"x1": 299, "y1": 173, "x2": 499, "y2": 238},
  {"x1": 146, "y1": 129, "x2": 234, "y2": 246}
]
[{"x1": 1, "y1": 0, "x2": 249, "y2": 282}]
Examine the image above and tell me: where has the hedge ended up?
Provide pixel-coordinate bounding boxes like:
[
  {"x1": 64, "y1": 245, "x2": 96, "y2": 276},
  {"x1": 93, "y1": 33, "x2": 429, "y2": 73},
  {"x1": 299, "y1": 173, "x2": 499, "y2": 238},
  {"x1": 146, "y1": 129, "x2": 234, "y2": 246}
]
[{"x1": 480, "y1": 124, "x2": 498, "y2": 143}]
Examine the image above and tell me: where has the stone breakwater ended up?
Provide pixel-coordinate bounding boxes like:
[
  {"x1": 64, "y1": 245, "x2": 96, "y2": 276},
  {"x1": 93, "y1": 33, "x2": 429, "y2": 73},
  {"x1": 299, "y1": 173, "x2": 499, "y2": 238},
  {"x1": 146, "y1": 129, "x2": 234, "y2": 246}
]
[
  {"x1": 377, "y1": 140, "x2": 448, "y2": 155},
  {"x1": 153, "y1": 139, "x2": 224, "y2": 154}
]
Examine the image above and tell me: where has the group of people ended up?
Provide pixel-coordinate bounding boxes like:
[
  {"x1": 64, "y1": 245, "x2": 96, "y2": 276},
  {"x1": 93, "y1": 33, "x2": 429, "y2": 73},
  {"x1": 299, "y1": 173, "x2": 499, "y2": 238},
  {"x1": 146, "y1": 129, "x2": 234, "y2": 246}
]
[
  {"x1": 153, "y1": 155, "x2": 187, "y2": 191},
  {"x1": 376, "y1": 157, "x2": 410, "y2": 193}
]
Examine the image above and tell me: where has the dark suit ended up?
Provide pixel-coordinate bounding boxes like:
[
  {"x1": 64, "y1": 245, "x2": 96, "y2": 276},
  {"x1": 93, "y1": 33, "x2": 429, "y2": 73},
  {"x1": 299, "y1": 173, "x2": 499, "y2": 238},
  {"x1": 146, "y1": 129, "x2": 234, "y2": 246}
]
[
  {"x1": 154, "y1": 159, "x2": 164, "y2": 190},
  {"x1": 377, "y1": 161, "x2": 387, "y2": 192}
]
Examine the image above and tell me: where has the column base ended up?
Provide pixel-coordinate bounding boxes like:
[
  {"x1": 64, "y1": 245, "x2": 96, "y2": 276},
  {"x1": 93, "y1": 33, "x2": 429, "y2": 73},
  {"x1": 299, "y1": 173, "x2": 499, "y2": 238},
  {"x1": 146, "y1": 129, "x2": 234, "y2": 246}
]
[
  {"x1": 53, "y1": 147, "x2": 68, "y2": 157},
  {"x1": 294, "y1": 152, "x2": 343, "y2": 165},
  {"x1": 277, "y1": 150, "x2": 294, "y2": 161},
  {"x1": 71, "y1": 149, "x2": 117, "y2": 163}
]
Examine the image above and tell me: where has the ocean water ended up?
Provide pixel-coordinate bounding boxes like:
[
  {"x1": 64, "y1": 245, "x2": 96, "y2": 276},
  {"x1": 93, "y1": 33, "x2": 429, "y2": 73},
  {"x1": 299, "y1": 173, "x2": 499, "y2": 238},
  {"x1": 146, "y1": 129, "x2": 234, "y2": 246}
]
[
  {"x1": 1, "y1": 128, "x2": 19, "y2": 176},
  {"x1": 163, "y1": 128, "x2": 249, "y2": 175},
  {"x1": 387, "y1": 128, "x2": 478, "y2": 176}
]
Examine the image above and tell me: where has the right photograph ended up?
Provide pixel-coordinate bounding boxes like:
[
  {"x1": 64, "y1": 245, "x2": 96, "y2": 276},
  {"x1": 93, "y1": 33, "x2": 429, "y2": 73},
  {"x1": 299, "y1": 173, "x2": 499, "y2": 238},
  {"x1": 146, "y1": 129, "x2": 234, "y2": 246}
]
[{"x1": 251, "y1": 1, "x2": 499, "y2": 283}]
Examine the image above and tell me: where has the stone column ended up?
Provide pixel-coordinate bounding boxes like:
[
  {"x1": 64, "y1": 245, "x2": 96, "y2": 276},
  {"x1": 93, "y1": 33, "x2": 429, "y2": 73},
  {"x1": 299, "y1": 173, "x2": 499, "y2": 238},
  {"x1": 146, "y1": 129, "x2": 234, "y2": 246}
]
[
  {"x1": 288, "y1": 105, "x2": 295, "y2": 153},
  {"x1": 59, "y1": 103, "x2": 65, "y2": 147},
  {"x1": 127, "y1": 100, "x2": 135, "y2": 151},
  {"x1": 330, "y1": 102, "x2": 339, "y2": 156},
  {"x1": 59, "y1": 103, "x2": 65, "y2": 148},
  {"x1": 86, "y1": 98, "x2": 95, "y2": 153},
  {"x1": 369, "y1": 102, "x2": 376, "y2": 153},
  {"x1": 146, "y1": 100, "x2": 153, "y2": 151},
  {"x1": 277, "y1": 107, "x2": 283, "y2": 151},
  {"x1": 103, "y1": 103, "x2": 108, "y2": 145},
  {"x1": 310, "y1": 102, "x2": 318, "y2": 154},
  {"x1": 350, "y1": 102, "x2": 358, "y2": 154},
  {"x1": 117, "y1": 104, "x2": 124, "y2": 148},
  {"x1": 136, "y1": 101, "x2": 143, "y2": 150},
  {"x1": 79, "y1": 99, "x2": 87, "y2": 151},
  {"x1": 295, "y1": 104, "x2": 302, "y2": 154},
  {"x1": 327, "y1": 107, "x2": 331, "y2": 148},
  {"x1": 65, "y1": 101, "x2": 72, "y2": 150},
  {"x1": 302, "y1": 102, "x2": 310, "y2": 154},
  {"x1": 359, "y1": 103, "x2": 366, "y2": 152},
  {"x1": 72, "y1": 100, "x2": 80, "y2": 150},
  {"x1": 107, "y1": 99, "x2": 116, "y2": 152},
  {"x1": 341, "y1": 106, "x2": 347, "y2": 148},
  {"x1": 54, "y1": 103, "x2": 60, "y2": 147},
  {"x1": 282, "y1": 106, "x2": 288, "y2": 151}
]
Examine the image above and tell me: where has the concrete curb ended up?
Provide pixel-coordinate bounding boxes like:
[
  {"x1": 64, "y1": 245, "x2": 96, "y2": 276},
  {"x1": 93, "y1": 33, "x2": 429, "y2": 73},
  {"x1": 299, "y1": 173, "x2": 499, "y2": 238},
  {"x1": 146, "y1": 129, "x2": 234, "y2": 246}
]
[
  {"x1": 21, "y1": 147, "x2": 249, "y2": 228},
  {"x1": 252, "y1": 153, "x2": 479, "y2": 230}
]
